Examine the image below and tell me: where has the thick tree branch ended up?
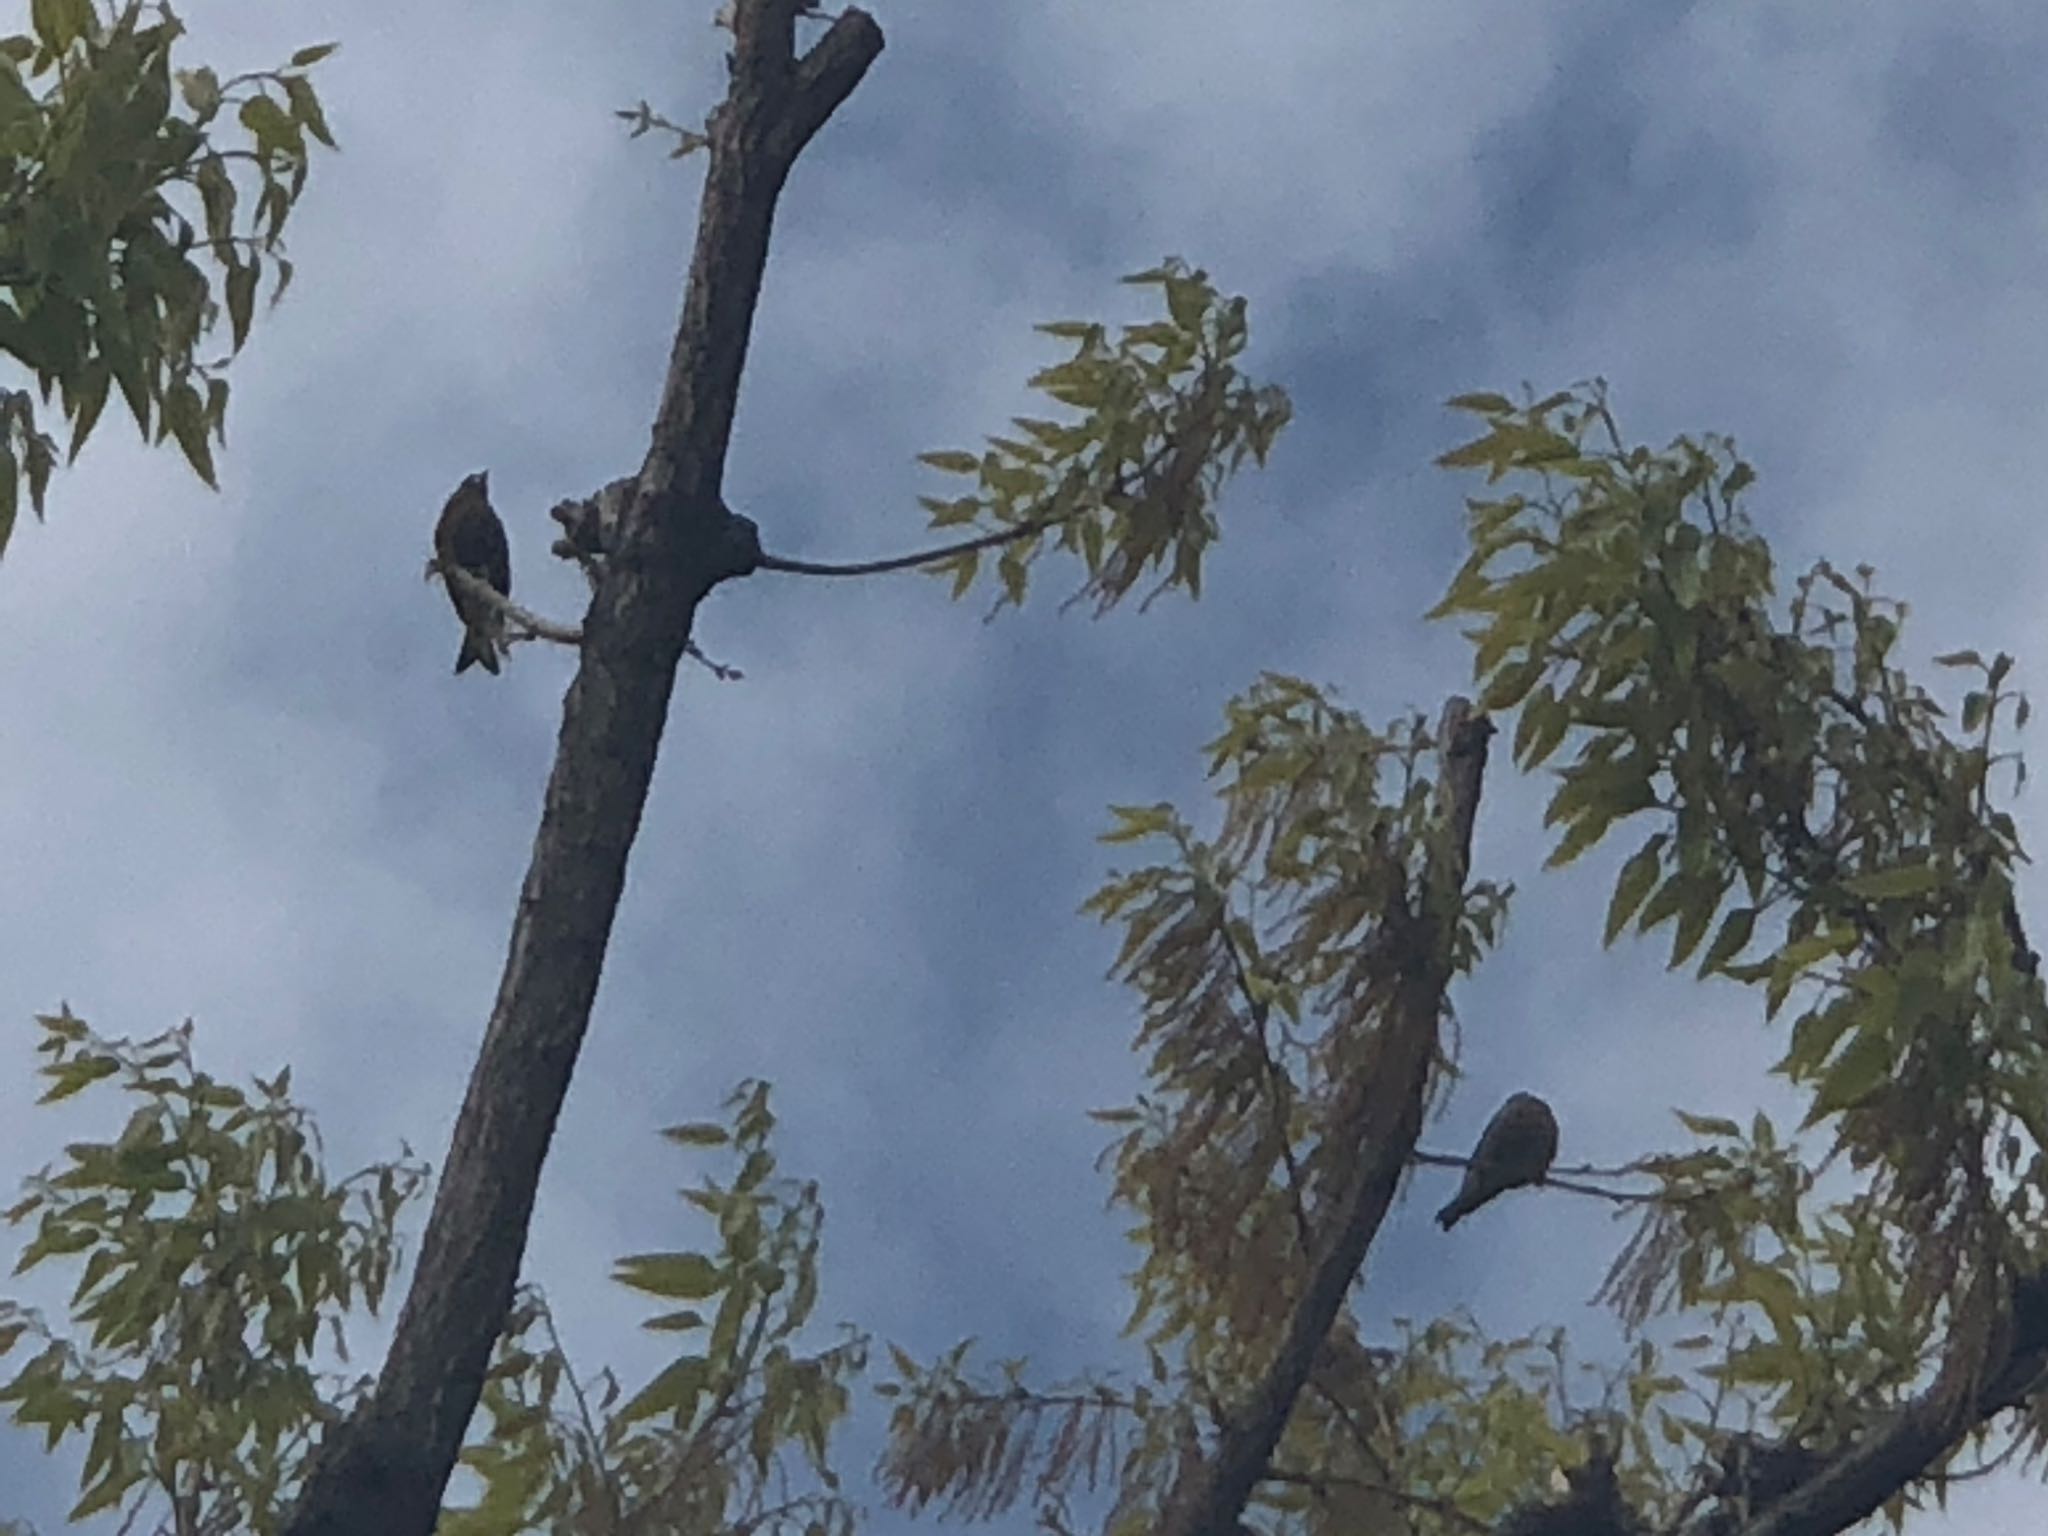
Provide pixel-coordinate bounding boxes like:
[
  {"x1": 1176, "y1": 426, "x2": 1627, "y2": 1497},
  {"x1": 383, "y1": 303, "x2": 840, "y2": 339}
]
[
  {"x1": 1161, "y1": 699, "x2": 1494, "y2": 1536},
  {"x1": 1714, "y1": 1265, "x2": 2048, "y2": 1536},
  {"x1": 280, "y1": 8, "x2": 883, "y2": 1535}
]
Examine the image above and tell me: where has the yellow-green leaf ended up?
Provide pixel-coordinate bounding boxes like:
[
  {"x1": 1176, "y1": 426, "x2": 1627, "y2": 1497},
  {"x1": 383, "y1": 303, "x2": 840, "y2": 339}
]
[
  {"x1": 613, "y1": 1251, "x2": 721, "y2": 1301},
  {"x1": 1699, "y1": 906, "x2": 1758, "y2": 976},
  {"x1": 1446, "y1": 391, "x2": 1514, "y2": 415},
  {"x1": 1605, "y1": 834, "x2": 1666, "y2": 945},
  {"x1": 618, "y1": 1355, "x2": 709, "y2": 1427},
  {"x1": 660, "y1": 1122, "x2": 729, "y2": 1147},
  {"x1": 1804, "y1": 1021, "x2": 1895, "y2": 1123},
  {"x1": 1843, "y1": 861, "x2": 1945, "y2": 901}
]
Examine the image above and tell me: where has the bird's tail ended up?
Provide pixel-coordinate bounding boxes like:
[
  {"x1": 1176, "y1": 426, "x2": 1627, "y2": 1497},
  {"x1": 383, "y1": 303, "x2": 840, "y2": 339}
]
[{"x1": 456, "y1": 631, "x2": 502, "y2": 675}]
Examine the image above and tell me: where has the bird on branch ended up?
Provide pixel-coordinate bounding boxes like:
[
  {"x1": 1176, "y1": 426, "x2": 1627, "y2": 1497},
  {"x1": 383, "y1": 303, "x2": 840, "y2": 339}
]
[
  {"x1": 1436, "y1": 1091, "x2": 1558, "y2": 1230},
  {"x1": 431, "y1": 470, "x2": 512, "y2": 676}
]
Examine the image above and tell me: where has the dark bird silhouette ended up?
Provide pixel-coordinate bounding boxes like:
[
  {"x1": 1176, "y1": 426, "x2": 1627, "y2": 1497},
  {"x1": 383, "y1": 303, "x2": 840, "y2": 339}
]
[
  {"x1": 433, "y1": 471, "x2": 511, "y2": 675},
  {"x1": 1436, "y1": 1091, "x2": 1558, "y2": 1230}
]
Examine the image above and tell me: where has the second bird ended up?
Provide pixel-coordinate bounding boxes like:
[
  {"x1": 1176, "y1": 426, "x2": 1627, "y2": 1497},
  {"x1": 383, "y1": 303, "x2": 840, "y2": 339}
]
[
  {"x1": 1435, "y1": 1091, "x2": 1558, "y2": 1230},
  {"x1": 434, "y1": 470, "x2": 511, "y2": 676}
]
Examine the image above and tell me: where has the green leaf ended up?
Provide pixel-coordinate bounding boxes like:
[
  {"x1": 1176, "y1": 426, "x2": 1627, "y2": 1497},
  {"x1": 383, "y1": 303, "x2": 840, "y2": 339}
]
[
  {"x1": 1805, "y1": 1020, "x2": 1895, "y2": 1123},
  {"x1": 947, "y1": 549, "x2": 978, "y2": 598},
  {"x1": 917, "y1": 449, "x2": 981, "y2": 476},
  {"x1": 1673, "y1": 1110, "x2": 1741, "y2": 1139},
  {"x1": 1100, "y1": 802, "x2": 1176, "y2": 845},
  {"x1": 1479, "y1": 657, "x2": 1544, "y2": 712},
  {"x1": 1163, "y1": 273, "x2": 1208, "y2": 332},
  {"x1": 617, "y1": 1354, "x2": 709, "y2": 1427},
  {"x1": 1698, "y1": 906, "x2": 1758, "y2": 977},
  {"x1": 1544, "y1": 810, "x2": 1610, "y2": 870},
  {"x1": 162, "y1": 380, "x2": 216, "y2": 488},
  {"x1": 918, "y1": 494, "x2": 981, "y2": 528},
  {"x1": 642, "y1": 1308, "x2": 706, "y2": 1333},
  {"x1": 1513, "y1": 684, "x2": 1569, "y2": 769},
  {"x1": 660, "y1": 1122, "x2": 730, "y2": 1147},
  {"x1": 225, "y1": 260, "x2": 257, "y2": 351},
  {"x1": 1446, "y1": 392, "x2": 1515, "y2": 415},
  {"x1": 1740, "y1": 1263, "x2": 1804, "y2": 1345},
  {"x1": 1435, "y1": 432, "x2": 1501, "y2": 472},
  {"x1": 0, "y1": 444, "x2": 16, "y2": 560},
  {"x1": 29, "y1": 0, "x2": 90, "y2": 53},
  {"x1": 997, "y1": 545, "x2": 1027, "y2": 607},
  {"x1": 66, "y1": 364, "x2": 109, "y2": 462},
  {"x1": 1843, "y1": 861, "x2": 1945, "y2": 901},
  {"x1": 238, "y1": 93, "x2": 301, "y2": 158},
  {"x1": 1667, "y1": 879, "x2": 1719, "y2": 969},
  {"x1": 1636, "y1": 869, "x2": 1693, "y2": 937},
  {"x1": 282, "y1": 74, "x2": 335, "y2": 149},
  {"x1": 613, "y1": 1251, "x2": 722, "y2": 1301},
  {"x1": 1605, "y1": 834, "x2": 1666, "y2": 946},
  {"x1": 68, "y1": 1465, "x2": 129, "y2": 1523},
  {"x1": 36, "y1": 1054, "x2": 117, "y2": 1104},
  {"x1": 1780, "y1": 996, "x2": 1857, "y2": 1081},
  {"x1": 289, "y1": 41, "x2": 340, "y2": 67}
]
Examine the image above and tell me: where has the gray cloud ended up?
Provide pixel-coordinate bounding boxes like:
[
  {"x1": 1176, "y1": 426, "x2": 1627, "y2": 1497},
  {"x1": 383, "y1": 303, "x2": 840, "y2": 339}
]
[{"x1": 1, "y1": 2, "x2": 2042, "y2": 1531}]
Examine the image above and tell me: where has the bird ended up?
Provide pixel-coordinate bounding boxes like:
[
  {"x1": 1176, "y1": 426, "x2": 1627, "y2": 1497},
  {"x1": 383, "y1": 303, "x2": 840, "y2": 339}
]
[
  {"x1": 432, "y1": 470, "x2": 511, "y2": 675},
  {"x1": 1436, "y1": 1091, "x2": 1558, "y2": 1230}
]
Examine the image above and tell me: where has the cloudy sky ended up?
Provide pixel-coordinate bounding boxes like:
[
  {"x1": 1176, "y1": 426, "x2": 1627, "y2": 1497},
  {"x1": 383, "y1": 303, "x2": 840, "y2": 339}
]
[{"x1": 2, "y1": 1, "x2": 2045, "y2": 1531}]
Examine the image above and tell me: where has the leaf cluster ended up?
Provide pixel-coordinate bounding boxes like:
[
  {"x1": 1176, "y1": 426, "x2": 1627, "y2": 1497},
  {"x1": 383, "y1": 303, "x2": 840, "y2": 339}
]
[
  {"x1": 876, "y1": 1345, "x2": 1189, "y2": 1536},
  {"x1": 0, "y1": 1007, "x2": 424, "y2": 1532},
  {"x1": 879, "y1": 683, "x2": 1518, "y2": 1536},
  {"x1": 914, "y1": 257, "x2": 1290, "y2": 616},
  {"x1": 0, "y1": 0, "x2": 336, "y2": 551},
  {"x1": 880, "y1": 382, "x2": 2048, "y2": 1536},
  {"x1": 1431, "y1": 384, "x2": 2048, "y2": 1349},
  {"x1": 1084, "y1": 682, "x2": 1507, "y2": 1384},
  {"x1": 446, "y1": 1080, "x2": 866, "y2": 1536}
]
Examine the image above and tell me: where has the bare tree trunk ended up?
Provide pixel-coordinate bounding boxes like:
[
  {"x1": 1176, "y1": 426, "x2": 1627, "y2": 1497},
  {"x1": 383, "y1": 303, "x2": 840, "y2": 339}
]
[{"x1": 282, "y1": 8, "x2": 884, "y2": 1533}]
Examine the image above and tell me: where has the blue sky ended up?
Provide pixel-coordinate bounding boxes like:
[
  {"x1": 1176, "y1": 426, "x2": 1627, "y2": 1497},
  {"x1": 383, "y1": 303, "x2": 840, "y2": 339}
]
[{"x1": 2, "y1": 2, "x2": 2045, "y2": 1531}]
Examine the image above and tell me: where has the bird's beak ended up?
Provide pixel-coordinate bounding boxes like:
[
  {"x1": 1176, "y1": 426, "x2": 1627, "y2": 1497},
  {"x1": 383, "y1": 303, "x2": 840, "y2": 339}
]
[{"x1": 423, "y1": 555, "x2": 441, "y2": 583}]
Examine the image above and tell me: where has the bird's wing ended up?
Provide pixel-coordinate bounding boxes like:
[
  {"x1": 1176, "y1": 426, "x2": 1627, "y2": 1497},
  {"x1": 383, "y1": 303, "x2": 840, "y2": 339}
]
[
  {"x1": 479, "y1": 512, "x2": 510, "y2": 595},
  {"x1": 444, "y1": 505, "x2": 510, "y2": 590}
]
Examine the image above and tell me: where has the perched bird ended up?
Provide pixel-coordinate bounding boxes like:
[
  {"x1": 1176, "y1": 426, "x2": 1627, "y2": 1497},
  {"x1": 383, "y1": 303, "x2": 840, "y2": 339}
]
[
  {"x1": 1436, "y1": 1091, "x2": 1559, "y2": 1230},
  {"x1": 432, "y1": 470, "x2": 511, "y2": 675}
]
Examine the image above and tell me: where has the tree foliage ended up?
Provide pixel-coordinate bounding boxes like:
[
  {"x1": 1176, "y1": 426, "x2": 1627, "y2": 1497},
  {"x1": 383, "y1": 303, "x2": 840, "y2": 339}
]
[
  {"x1": 875, "y1": 385, "x2": 2048, "y2": 1536},
  {"x1": 0, "y1": 1020, "x2": 863, "y2": 1536},
  {"x1": 445, "y1": 1082, "x2": 865, "y2": 1536},
  {"x1": 0, "y1": 0, "x2": 335, "y2": 553},
  {"x1": 0, "y1": 1009, "x2": 422, "y2": 1532},
  {"x1": 911, "y1": 258, "x2": 1289, "y2": 616}
]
